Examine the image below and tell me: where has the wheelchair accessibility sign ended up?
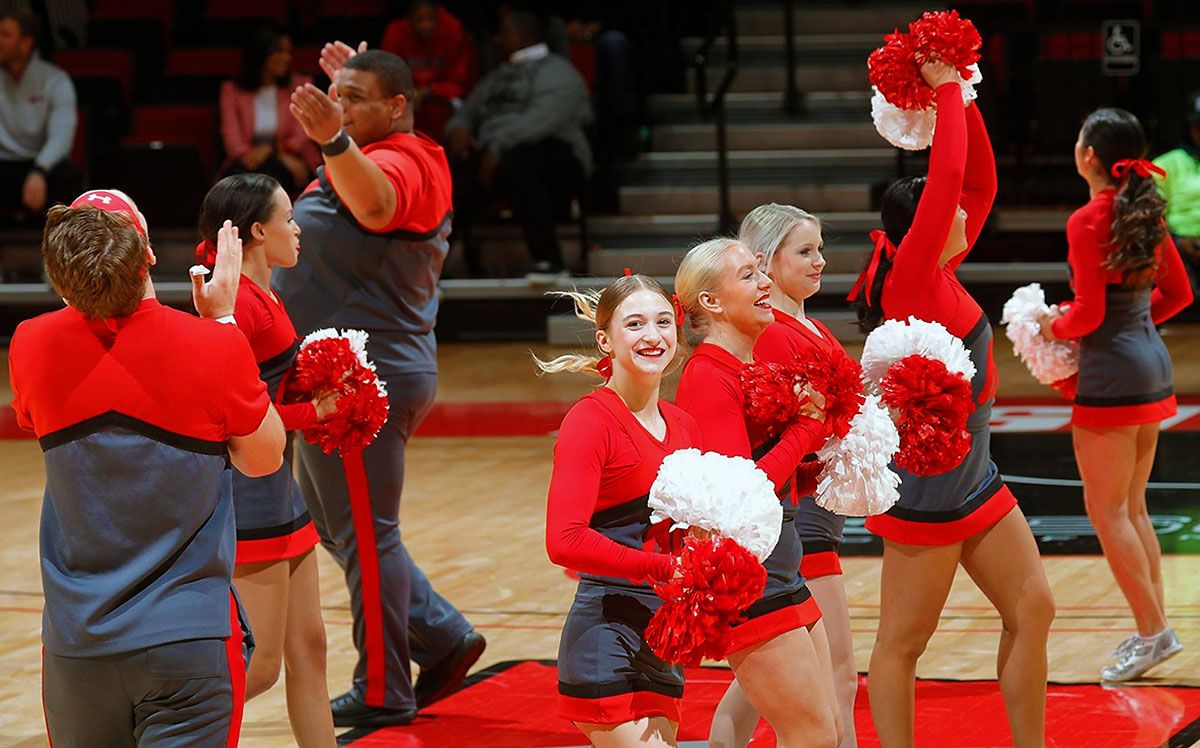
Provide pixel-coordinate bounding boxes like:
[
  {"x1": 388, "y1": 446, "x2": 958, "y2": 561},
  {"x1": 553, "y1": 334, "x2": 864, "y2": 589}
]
[{"x1": 1102, "y1": 20, "x2": 1140, "y2": 76}]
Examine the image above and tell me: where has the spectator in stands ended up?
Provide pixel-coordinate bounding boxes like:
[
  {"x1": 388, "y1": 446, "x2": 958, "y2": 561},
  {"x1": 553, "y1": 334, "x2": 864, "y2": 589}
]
[
  {"x1": 219, "y1": 27, "x2": 320, "y2": 194},
  {"x1": 446, "y1": 9, "x2": 592, "y2": 279},
  {"x1": 0, "y1": 8, "x2": 78, "y2": 216},
  {"x1": 380, "y1": 1, "x2": 476, "y2": 143},
  {"x1": 1154, "y1": 90, "x2": 1200, "y2": 290}
]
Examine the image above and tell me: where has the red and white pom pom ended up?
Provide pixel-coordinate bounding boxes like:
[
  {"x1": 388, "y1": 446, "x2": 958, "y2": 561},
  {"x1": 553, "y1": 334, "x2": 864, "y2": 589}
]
[
  {"x1": 867, "y1": 9, "x2": 983, "y2": 150},
  {"x1": 861, "y1": 317, "x2": 976, "y2": 476},
  {"x1": 644, "y1": 451, "x2": 778, "y2": 665},
  {"x1": 870, "y1": 64, "x2": 981, "y2": 151},
  {"x1": 286, "y1": 328, "x2": 390, "y2": 455},
  {"x1": 814, "y1": 394, "x2": 901, "y2": 516},
  {"x1": 1001, "y1": 283, "x2": 1080, "y2": 398},
  {"x1": 649, "y1": 449, "x2": 781, "y2": 561},
  {"x1": 796, "y1": 348, "x2": 865, "y2": 440},
  {"x1": 645, "y1": 535, "x2": 766, "y2": 666}
]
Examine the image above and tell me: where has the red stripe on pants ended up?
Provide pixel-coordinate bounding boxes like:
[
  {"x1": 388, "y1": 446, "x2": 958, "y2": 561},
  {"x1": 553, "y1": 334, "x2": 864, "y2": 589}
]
[
  {"x1": 41, "y1": 647, "x2": 53, "y2": 747},
  {"x1": 225, "y1": 592, "x2": 246, "y2": 747},
  {"x1": 344, "y1": 449, "x2": 387, "y2": 706}
]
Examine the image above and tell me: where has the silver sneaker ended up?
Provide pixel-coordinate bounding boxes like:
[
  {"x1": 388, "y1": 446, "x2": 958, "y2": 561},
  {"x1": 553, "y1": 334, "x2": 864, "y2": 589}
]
[
  {"x1": 1101, "y1": 629, "x2": 1183, "y2": 682},
  {"x1": 1111, "y1": 633, "x2": 1140, "y2": 658}
]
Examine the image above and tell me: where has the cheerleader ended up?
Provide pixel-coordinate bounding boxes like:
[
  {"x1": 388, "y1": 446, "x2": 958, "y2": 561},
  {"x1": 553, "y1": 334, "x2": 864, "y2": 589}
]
[
  {"x1": 674, "y1": 238, "x2": 842, "y2": 748},
  {"x1": 199, "y1": 174, "x2": 337, "y2": 747},
  {"x1": 702, "y1": 203, "x2": 856, "y2": 748},
  {"x1": 539, "y1": 274, "x2": 702, "y2": 747},
  {"x1": 1039, "y1": 108, "x2": 1193, "y2": 681},
  {"x1": 848, "y1": 62, "x2": 1054, "y2": 748}
]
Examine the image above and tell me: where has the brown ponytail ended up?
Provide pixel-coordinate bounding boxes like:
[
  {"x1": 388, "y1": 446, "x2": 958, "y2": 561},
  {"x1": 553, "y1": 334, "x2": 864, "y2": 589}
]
[{"x1": 1080, "y1": 108, "x2": 1166, "y2": 289}]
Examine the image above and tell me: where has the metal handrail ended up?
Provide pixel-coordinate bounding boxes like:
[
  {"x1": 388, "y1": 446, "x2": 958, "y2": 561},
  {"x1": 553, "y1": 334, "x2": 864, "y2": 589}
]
[
  {"x1": 691, "y1": 1, "x2": 739, "y2": 234},
  {"x1": 783, "y1": 0, "x2": 800, "y2": 113}
]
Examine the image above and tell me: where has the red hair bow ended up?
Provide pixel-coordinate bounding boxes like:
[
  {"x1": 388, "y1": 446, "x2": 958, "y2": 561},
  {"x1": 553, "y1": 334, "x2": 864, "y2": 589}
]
[
  {"x1": 1110, "y1": 159, "x2": 1166, "y2": 181},
  {"x1": 671, "y1": 293, "x2": 686, "y2": 328},
  {"x1": 847, "y1": 230, "x2": 898, "y2": 306},
  {"x1": 596, "y1": 355, "x2": 613, "y2": 380},
  {"x1": 195, "y1": 239, "x2": 217, "y2": 268}
]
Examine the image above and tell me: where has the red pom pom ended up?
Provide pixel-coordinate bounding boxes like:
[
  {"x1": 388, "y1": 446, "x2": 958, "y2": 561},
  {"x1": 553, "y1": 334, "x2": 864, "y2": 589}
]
[
  {"x1": 908, "y1": 10, "x2": 982, "y2": 78},
  {"x1": 795, "y1": 349, "x2": 865, "y2": 440},
  {"x1": 741, "y1": 361, "x2": 802, "y2": 443},
  {"x1": 645, "y1": 536, "x2": 767, "y2": 666},
  {"x1": 1051, "y1": 373, "x2": 1078, "y2": 401},
  {"x1": 284, "y1": 334, "x2": 390, "y2": 455},
  {"x1": 868, "y1": 11, "x2": 981, "y2": 111},
  {"x1": 880, "y1": 355, "x2": 973, "y2": 476},
  {"x1": 868, "y1": 30, "x2": 930, "y2": 110}
]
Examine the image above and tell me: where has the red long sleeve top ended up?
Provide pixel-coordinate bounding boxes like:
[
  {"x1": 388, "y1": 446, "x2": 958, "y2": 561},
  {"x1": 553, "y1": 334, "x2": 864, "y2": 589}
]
[
  {"x1": 880, "y1": 83, "x2": 1000, "y2": 403},
  {"x1": 674, "y1": 343, "x2": 827, "y2": 491},
  {"x1": 545, "y1": 387, "x2": 702, "y2": 584},
  {"x1": 754, "y1": 310, "x2": 847, "y2": 497},
  {"x1": 1051, "y1": 190, "x2": 1193, "y2": 339},
  {"x1": 380, "y1": 7, "x2": 476, "y2": 101},
  {"x1": 234, "y1": 275, "x2": 317, "y2": 431}
]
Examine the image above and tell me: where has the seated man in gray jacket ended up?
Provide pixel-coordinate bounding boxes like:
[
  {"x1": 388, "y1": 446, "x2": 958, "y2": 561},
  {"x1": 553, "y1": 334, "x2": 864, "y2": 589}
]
[{"x1": 446, "y1": 9, "x2": 592, "y2": 277}]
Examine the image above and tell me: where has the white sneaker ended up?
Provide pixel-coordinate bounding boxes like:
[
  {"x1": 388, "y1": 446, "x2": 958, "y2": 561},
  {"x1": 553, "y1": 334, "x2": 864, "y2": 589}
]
[{"x1": 1101, "y1": 628, "x2": 1183, "y2": 682}]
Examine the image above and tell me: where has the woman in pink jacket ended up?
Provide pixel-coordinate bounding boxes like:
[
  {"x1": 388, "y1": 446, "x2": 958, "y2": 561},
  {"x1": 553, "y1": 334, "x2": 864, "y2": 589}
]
[{"x1": 219, "y1": 28, "x2": 320, "y2": 193}]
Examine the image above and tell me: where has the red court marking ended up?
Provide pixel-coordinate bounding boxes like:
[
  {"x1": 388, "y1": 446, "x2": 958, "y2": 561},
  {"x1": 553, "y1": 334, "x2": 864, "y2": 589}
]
[
  {"x1": 344, "y1": 660, "x2": 1200, "y2": 747},
  {"x1": 5, "y1": 398, "x2": 1200, "y2": 440}
]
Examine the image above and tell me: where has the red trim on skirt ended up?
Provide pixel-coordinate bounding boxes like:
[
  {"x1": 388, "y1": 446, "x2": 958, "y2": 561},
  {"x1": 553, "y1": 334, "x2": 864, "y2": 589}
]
[
  {"x1": 800, "y1": 550, "x2": 842, "y2": 579},
  {"x1": 725, "y1": 595, "x2": 822, "y2": 657},
  {"x1": 235, "y1": 521, "x2": 320, "y2": 565},
  {"x1": 865, "y1": 485, "x2": 1017, "y2": 546},
  {"x1": 558, "y1": 691, "x2": 681, "y2": 725},
  {"x1": 1071, "y1": 396, "x2": 1177, "y2": 428}
]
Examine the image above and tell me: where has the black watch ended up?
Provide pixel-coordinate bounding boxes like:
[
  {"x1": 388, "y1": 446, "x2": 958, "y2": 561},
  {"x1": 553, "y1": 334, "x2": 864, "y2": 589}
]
[{"x1": 320, "y1": 129, "x2": 352, "y2": 157}]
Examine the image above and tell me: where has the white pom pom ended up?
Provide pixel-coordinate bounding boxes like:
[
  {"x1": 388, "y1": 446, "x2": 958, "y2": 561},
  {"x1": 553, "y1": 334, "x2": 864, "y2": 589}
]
[
  {"x1": 814, "y1": 395, "x2": 901, "y2": 516},
  {"x1": 300, "y1": 328, "x2": 340, "y2": 346},
  {"x1": 870, "y1": 66, "x2": 983, "y2": 151},
  {"x1": 1000, "y1": 283, "x2": 1079, "y2": 385},
  {"x1": 341, "y1": 329, "x2": 373, "y2": 370},
  {"x1": 860, "y1": 316, "x2": 976, "y2": 393},
  {"x1": 960, "y1": 63, "x2": 982, "y2": 103},
  {"x1": 871, "y1": 88, "x2": 934, "y2": 151},
  {"x1": 648, "y1": 449, "x2": 782, "y2": 562}
]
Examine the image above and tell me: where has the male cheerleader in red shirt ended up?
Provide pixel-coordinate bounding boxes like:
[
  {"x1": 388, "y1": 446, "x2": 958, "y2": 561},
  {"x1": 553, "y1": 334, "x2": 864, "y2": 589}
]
[{"x1": 10, "y1": 190, "x2": 285, "y2": 746}]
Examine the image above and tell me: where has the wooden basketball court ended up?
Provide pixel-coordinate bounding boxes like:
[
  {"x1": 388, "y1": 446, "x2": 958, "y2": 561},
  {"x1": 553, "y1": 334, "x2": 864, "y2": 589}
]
[{"x1": 1, "y1": 331, "x2": 1199, "y2": 747}]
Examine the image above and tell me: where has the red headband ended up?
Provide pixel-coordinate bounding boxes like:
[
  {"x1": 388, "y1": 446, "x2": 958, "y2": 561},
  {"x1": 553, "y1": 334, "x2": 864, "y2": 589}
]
[
  {"x1": 671, "y1": 292, "x2": 686, "y2": 328},
  {"x1": 1110, "y1": 159, "x2": 1166, "y2": 181},
  {"x1": 847, "y1": 230, "x2": 897, "y2": 306},
  {"x1": 70, "y1": 190, "x2": 146, "y2": 237}
]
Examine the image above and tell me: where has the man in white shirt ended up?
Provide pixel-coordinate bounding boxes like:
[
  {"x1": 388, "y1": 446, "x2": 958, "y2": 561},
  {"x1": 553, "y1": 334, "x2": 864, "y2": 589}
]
[{"x1": 0, "y1": 8, "x2": 79, "y2": 216}]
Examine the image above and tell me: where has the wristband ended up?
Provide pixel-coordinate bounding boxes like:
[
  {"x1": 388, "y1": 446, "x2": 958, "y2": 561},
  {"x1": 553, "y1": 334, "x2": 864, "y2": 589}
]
[
  {"x1": 28, "y1": 165, "x2": 46, "y2": 177},
  {"x1": 320, "y1": 129, "x2": 352, "y2": 157},
  {"x1": 215, "y1": 315, "x2": 237, "y2": 325}
]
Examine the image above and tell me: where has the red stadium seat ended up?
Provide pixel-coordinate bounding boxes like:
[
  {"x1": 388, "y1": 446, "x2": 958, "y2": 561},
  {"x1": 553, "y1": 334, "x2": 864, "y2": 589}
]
[
  {"x1": 124, "y1": 105, "x2": 218, "y2": 180},
  {"x1": 90, "y1": 0, "x2": 173, "y2": 33},
  {"x1": 161, "y1": 48, "x2": 243, "y2": 103},
  {"x1": 568, "y1": 42, "x2": 596, "y2": 97},
  {"x1": 204, "y1": 0, "x2": 288, "y2": 25},
  {"x1": 54, "y1": 49, "x2": 134, "y2": 103}
]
